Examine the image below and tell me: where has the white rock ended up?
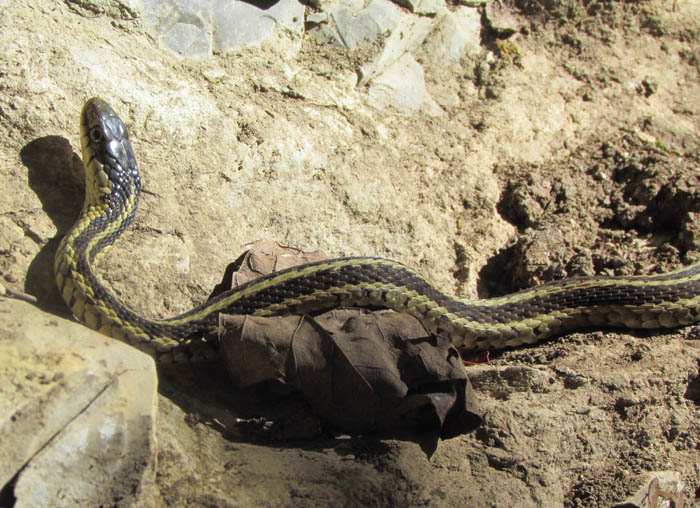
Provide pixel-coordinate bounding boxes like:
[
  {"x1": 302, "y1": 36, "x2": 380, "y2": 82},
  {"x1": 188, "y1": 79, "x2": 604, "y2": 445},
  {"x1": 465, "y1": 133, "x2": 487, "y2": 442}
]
[
  {"x1": 358, "y1": 12, "x2": 435, "y2": 85},
  {"x1": 423, "y1": 6, "x2": 482, "y2": 66},
  {"x1": 484, "y1": 0, "x2": 520, "y2": 36},
  {"x1": 612, "y1": 471, "x2": 685, "y2": 508},
  {"x1": 368, "y1": 53, "x2": 443, "y2": 116},
  {"x1": 306, "y1": 11, "x2": 328, "y2": 25}
]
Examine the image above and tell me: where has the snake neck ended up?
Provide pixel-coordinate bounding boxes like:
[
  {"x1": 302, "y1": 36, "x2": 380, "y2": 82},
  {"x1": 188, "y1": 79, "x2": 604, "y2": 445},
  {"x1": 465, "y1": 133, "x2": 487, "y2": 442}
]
[{"x1": 54, "y1": 194, "x2": 196, "y2": 356}]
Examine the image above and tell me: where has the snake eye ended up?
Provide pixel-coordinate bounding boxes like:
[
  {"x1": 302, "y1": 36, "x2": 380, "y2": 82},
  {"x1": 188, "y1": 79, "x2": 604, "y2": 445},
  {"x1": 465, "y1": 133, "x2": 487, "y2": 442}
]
[{"x1": 89, "y1": 127, "x2": 103, "y2": 143}]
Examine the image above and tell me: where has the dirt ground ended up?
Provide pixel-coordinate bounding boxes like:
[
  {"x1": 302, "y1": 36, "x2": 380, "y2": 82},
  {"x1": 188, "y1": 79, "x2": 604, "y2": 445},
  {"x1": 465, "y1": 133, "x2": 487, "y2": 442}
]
[{"x1": 1, "y1": 0, "x2": 699, "y2": 505}]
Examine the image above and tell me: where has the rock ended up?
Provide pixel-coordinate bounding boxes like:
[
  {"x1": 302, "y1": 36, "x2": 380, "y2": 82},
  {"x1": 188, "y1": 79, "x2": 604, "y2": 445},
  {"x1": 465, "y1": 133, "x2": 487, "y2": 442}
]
[
  {"x1": 0, "y1": 299, "x2": 158, "y2": 508},
  {"x1": 307, "y1": 0, "x2": 434, "y2": 77},
  {"x1": 141, "y1": 0, "x2": 213, "y2": 56},
  {"x1": 140, "y1": 0, "x2": 305, "y2": 56},
  {"x1": 368, "y1": 53, "x2": 443, "y2": 115},
  {"x1": 202, "y1": 66, "x2": 227, "y2": 83},
  {"x1": 421, "y1": 6, "x2": 482, "y2": 65},
  {"x1": 307, "y1": 0, "x2": 477, "y2": 113},
  {"x1": 213, "y1": 0, "x2": 305, "y2": 51},
  {"x1": 356, "y1": 11, "x2": 434, "y2": 84},
  {"x1": 484, "y1": 0, "x2": 520, "y2": 37},
  {"x1": 612, "y1": 471, "x2": 685, "y2": 508},
  {"x1": 305, "y1": 10, "x2": 328, "y2": 26},
  {"x1": 392, "y1": 0, "x2": 445, "y2": 16},
  {"x1": 310, "y1": 0, "x2": 402, "y2": 51}
]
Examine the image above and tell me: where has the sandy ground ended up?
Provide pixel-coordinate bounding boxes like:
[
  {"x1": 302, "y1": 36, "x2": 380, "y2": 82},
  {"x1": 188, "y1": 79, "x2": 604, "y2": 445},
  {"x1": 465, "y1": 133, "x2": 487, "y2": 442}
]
[{"x1": 1, "y1": 0, "x2": 699, "y2": 505}]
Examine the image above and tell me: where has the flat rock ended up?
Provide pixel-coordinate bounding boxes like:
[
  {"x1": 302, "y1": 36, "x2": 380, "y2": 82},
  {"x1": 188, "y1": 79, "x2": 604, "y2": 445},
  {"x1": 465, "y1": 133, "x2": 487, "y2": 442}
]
[
  {"x1": 141, "y1": 0, "x2": 213, "y2": 56},
  {"x1": 213, "y1": 0, "x2": 305, "y2": 51},
  {"x1": 308, "y1": 0, "x2": 434, "y2": 76},
  {"x1": 0, "y1": 299, "x2": 158, "y2": 508},
  {"x1": 140, "y1": 0, "x2": 305, "y2": 56},
  {"x1": 313, "y1": 0, "x2": 402, "y2": 51}
]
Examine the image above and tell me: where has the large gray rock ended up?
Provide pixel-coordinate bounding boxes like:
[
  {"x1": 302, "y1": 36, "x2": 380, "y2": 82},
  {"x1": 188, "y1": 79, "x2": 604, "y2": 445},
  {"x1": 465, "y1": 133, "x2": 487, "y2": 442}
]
[
  {"x1": 323, "y1": 0, "x2": 406, "y2": 51},
  {"x1": 0, "y1": 299, "x2": 158, "y2": 508},
  {"x1": 309, "y1": 0, "x2": 435, "y2": 80},
  {"x1": 140, "y1": 0, "x2": 305, "y2": 56},
  {"x1": 306, "y1": 0, "x2": 482, "y2": 113},
  {"x1": 213, "y1": 0, "x2": 305, "y2": 51},
  {"x1": 141, "y1": 0, "x2": 214, "y2": 56}
]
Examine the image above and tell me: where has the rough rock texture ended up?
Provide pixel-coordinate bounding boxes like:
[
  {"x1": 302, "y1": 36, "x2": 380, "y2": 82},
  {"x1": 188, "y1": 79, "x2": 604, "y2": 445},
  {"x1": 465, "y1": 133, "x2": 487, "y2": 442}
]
[
  {"x1": 0, "y1": 299, "x2": 157, "y2": 508},
  {"x1": 1, "y1": 0, "x2": 699, "y2": 506}
]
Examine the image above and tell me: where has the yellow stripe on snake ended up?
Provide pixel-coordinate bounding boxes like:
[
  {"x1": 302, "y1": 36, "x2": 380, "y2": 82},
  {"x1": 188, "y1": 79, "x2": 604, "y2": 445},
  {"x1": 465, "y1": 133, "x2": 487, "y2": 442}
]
[{"x1": 55, "y1": 98, "x2": 700, "y2": 362}]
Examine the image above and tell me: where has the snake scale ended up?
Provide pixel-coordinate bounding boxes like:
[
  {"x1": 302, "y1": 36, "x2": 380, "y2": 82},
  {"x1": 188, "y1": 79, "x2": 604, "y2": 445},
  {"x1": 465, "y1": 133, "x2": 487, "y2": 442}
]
[{"x1": 54, "y1": 98, "x2": 700, "y2": 362}]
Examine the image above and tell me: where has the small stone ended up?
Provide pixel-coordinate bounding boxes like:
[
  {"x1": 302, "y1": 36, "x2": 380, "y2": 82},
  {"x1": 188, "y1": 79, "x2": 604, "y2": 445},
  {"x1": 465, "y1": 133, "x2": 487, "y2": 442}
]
[
  {"x1": 612, "y1": 471, "x2": 685, "y2": 508},
  {"x1": 305, "y1": 11, "x2": 328, "y2": 26},
  {"x1": 202, "y1": 67, "x2": 226, "y2": 83},
  {"x1": 485, "y1": 1, "x2": 520, "y2": 36}
]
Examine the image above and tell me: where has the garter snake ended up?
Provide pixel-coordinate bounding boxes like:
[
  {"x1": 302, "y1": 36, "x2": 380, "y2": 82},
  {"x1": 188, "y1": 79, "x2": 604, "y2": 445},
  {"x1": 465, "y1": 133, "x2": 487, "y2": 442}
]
[{"x1": 55, "y1": 98, "x2": 700, "y2": 362}]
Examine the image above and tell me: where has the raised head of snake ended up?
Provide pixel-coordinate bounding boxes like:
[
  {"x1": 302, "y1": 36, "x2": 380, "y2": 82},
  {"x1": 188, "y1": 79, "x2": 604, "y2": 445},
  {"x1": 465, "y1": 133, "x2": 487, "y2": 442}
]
[
  {"x1": 54, "y1": 98, "x2": 186, "y2": 359},
  {"x1": 80, "y1": 98, "x2": 141, "y2": 227}
]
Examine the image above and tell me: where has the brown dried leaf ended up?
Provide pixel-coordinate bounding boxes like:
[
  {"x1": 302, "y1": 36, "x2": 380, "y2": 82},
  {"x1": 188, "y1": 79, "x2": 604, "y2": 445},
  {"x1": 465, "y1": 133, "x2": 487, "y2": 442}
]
[
  {"x1": 232, "y1": 240, "x2": 327, "y2": 287},
  {"x1": 217, "y1": 242, "x2": 482, "y2": 436}
]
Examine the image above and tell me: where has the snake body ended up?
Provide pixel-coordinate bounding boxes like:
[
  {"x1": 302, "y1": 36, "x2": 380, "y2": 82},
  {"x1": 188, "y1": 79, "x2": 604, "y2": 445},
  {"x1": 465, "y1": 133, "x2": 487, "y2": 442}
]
[{"x1": 55, "y1": 98, "x2": 700, "y2": 362}]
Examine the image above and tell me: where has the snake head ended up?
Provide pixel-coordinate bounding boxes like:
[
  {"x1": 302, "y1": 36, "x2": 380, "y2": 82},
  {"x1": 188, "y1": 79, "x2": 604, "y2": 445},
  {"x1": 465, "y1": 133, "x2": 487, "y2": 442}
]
[{"x1": 80, "y1": 98, "x2": 141, "y2": 211}]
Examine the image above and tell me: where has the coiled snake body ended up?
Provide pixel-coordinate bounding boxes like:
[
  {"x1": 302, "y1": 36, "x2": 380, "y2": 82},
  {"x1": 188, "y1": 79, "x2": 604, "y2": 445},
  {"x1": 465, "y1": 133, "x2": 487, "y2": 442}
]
[{"x1": 55, "y1": 98, "x2": 700, "y2": 362}]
